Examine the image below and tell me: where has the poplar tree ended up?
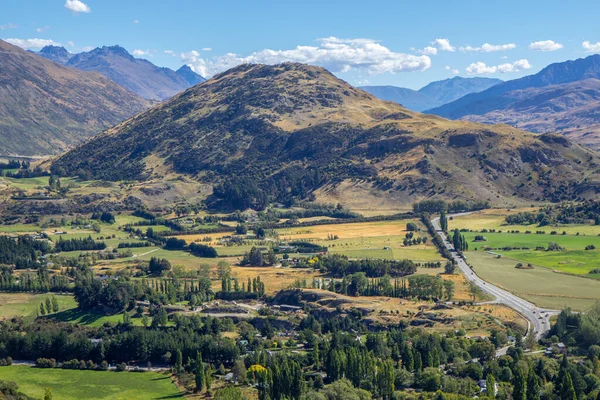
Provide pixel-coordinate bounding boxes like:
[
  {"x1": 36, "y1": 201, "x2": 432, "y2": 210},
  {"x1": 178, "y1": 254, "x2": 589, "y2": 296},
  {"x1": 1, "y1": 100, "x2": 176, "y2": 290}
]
[
  {"x1": 440, "y1": 211, "x2": 448, "y2": 231},
  {"x1": 195, "y1": 352, "x2": 205, "y2": 392},
  {"x1": 527, "y1": 367, "x2": 540, "y2": 400},
  {"x1": 513, "y1": 366, "x2": 527, "y2": 400}
]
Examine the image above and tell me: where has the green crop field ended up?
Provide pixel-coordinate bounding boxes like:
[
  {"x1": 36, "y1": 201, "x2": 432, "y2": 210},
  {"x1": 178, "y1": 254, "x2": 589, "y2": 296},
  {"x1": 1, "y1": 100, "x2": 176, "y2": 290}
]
[
  {"x1": 505, "y1": 249, "x2": 600, "y2": 275},
  {"x1": 465, "y1": 251, "x2": 600, "y2": 310},
  {"x1": 0, "y1": 365, "x2": 183, "y2": 400},
  {"x1": 463, "y1": 232, "x2": 600, "y2": 251},
  {"x1": 0, "y1": 293, "x2": 77, "y2": 319},
  {"x1": 450, "y1": 209, "x2": 600, "y2": 236}
]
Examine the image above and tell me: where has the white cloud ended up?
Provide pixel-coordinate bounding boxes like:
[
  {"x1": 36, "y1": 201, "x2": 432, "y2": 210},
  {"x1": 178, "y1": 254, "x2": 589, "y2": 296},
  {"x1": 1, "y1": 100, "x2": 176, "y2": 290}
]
[
  {"x1": 164, "y1": 50, "x2": 174, "y2": 55},
  {"x1": 80, "y1": 46, "x2": 94, "y2": 52},
  {"x1": 583, "y1": 41, "x2": 600, "y2": 53},
  {"x1": 419, "y1": 46, "x2": 437, "y2": 55},
  {"x1": 444, "y1": 66, "x2": 450, "y2": 70},
  {"x1": 181, "y1": 37, "x2": 431, "y2": 78},
  {"x1": 452, "y1": 69, "x2": 459, "y2": 75},
  {"x1": 202, "y1": 47, "x2": 212, "y2": 51},
  {"x1": 64, "y1": 0, "x2": 91, "y2": 13},
  {"x1": 5, "y1": 38, "x2": 61, "y2": 49},
  {"x1": 132, "y1": 49, "x2": 151, "y2": 57},
  {"x1": 35, "y1": 26, "x2": 50, "y2": 33},
  {"x1": 67, "y1": 41, "x2": 75, "y2": 47},
  {"x1": 0, "y1": 23, "x2": 18, "y2": 30},
  {"x1": 432, "y1": 38, "x2": 455, "y2": 52},
  {"x1": 460, "y1": 43, "x2": 516, "y2": 52},
  {"x1": 133, "y1": 19, "x2": 140, "y2": 24},
  {"x1": 466, "y1": 59, "x2": 532, "y2": 74},
  {"x1": 529, "y1": 40, "x2": 563, "y2": 51}
]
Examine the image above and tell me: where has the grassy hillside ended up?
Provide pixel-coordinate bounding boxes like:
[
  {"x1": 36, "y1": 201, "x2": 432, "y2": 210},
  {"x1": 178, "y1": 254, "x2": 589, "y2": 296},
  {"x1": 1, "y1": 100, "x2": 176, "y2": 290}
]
[{"x1": 52, "y1": 62, "x2": 600, "y2": 210}]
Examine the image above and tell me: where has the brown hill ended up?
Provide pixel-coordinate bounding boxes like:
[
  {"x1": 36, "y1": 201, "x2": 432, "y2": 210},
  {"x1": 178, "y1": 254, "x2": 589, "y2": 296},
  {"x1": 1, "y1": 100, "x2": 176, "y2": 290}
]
[
  {"x1": 0, "y1": 39, "x2": 151, "y2": 156},
  {"x1": 51, "y1": 63, "x2": 600, "y2": 209}
]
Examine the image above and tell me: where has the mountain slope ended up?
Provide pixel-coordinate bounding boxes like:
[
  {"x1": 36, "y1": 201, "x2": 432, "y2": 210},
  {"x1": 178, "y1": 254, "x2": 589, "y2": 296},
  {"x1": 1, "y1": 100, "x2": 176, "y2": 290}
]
[
  {"x1": 463, "y1": 79, "x2": 600, "y2": 149},
  {"x1": 419, "y1": 77, "x2": 502, "y2": 107},
  {"x1": 428, "y1": 54, "x2": 600, "y2": 119},
  {"x1": 360, "y1": 77, "x2": 501, "y2": 111},
  {"x1": 63, "y1": 46, "x2": 205, "y2": 100},
  {"x1": 52, "y1": 63, "x2": 600, "y2": 209},
  {"x1": 0, "y1": 39, "x2": 151, "y2": 156}
]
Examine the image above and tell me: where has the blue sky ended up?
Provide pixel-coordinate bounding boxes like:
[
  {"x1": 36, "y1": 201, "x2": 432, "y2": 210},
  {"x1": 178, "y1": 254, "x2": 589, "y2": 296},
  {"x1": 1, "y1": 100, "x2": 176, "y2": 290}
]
[{"x1": 3, "y1": 0, "x2": 600, "y2": 89}]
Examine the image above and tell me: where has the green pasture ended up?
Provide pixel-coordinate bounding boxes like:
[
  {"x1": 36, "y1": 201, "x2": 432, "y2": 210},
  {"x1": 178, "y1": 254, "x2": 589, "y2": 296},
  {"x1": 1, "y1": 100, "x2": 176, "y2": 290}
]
[
  {"x1": 465, "y1": 251, "x2": 600, "y2": 311},
  {"x1": 0, "y1": 365, "x2": 183, "y2": 400}
]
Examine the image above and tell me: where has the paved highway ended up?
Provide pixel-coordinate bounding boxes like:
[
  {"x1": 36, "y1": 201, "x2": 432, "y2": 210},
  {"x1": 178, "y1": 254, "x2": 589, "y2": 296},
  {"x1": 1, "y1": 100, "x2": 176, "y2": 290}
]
[{"x1": 431, "y1": 214, "x2": 559, "y2": 339}]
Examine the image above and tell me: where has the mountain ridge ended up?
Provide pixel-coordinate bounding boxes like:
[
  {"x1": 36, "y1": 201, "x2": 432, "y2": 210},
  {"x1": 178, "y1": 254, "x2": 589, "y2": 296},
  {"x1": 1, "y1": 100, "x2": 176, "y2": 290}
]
[
  {"x1": 51, "y1": 62, "x2": 600, "y2": 209},
  {"x1": 37, "y1": 45, "x2": 206, "y2": 100},
  {"x1": 360, "y1": 76, "x2": 502, "y2": 111},
  {"x1": 428, "y1": 54, "x2": 600, "y2": 118},
  {"x1": 0, "y1": 39, "x2": 151, "y2": 156}
]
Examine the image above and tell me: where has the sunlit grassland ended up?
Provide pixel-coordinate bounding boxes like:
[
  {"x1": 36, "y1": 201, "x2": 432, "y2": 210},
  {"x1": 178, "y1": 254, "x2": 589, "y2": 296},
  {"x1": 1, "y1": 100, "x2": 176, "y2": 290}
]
[
  {"x1": 465, "y1": 251, "x2": 600, "y2": 310},
  {"x1": 0, "y1": 365, "x2": 183, "y2": 400}
]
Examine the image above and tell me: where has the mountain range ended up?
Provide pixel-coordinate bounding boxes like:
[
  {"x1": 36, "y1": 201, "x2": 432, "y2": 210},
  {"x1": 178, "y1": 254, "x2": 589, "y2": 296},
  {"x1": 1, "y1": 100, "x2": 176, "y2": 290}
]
[
  {"x1": 0, "y1": 39, "x2": 151, "y2": 156},
  {"x1": 360, "y1": 77, "x2": 502, "y2": 111},
  {"x1": 427, "y1": 54, "x2": 600, "y2": 148},
  {"x1": 51, "y1": 63, "x2": 600, "y2": 209},
  {"x1": 38, "y1": 45, "x2": 205, "y2": 100}
]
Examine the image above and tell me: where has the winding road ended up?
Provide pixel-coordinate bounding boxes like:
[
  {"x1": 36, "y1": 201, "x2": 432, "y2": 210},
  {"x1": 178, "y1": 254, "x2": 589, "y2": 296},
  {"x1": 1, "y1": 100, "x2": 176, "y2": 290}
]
[{"x1": 431, "y1": 214, "x2": 559, "y2": 339}]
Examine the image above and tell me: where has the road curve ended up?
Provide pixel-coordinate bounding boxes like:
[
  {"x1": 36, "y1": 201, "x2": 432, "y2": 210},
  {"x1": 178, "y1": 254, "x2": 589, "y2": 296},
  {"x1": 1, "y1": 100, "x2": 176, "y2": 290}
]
[{"x1": 431, "y1": 214, "x2": 558, "y2": 339}]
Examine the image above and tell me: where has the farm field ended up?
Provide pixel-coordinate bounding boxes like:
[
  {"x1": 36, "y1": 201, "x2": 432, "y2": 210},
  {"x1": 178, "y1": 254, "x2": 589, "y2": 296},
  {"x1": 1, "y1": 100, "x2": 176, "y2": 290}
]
[
  {"x1": 505, "y1": 249, "x2": 600, "y2": 275},
  {"x1": 276, "y1": 220, "x2": 420, "y2": 240},
  {"x1": 110, "y1": 248, "x2": 236, "y2": 269},
  {"x1": 463, "y1": 231, "x2": 600, "y2": 252},
  {"x1": 227, "y1": 266, "x2": 321, "y2": 293},
  {"x1": 276, "y1": 219, "x2": 442, "y2": 262},
  {"x1": 0, "y1": 293, "x2": 77, "y2": 319},
  {"x1": 465, "y1": 251, "x2": 600, "y2": 310},
  {"x1": 0, "y1": 365, "x2": 183, "y2": 400},
  {"x1": 450, "y1": 208, "x2": 600, "y2": 236},
  {"x1": 51, "y1": 308, "x2": 161, "y2": 327}
]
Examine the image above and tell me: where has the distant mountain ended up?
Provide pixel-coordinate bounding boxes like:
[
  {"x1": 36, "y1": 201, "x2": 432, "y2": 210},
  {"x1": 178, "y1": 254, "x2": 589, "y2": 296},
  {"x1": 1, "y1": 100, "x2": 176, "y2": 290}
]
[
  {"x1": 37, "y1": 45, "x2": 73, "y2": 64},
  {"x1": 176, "y1": 65, "x2": 205, "y2": 86},
  {"x1": 0, "y1": 39, "x2": 151, "y2": 156},
  {"x1": 426, "y1": 55, "x2": 600, "y2": 148},
  {"x1": 37, "y1": 45, "x2": 206, "y2": 101},
  {"x1": 463, "y1": 79, "x2": 600, "y2": 149},
  {"x1": 428, "y1": 54, "x2": 600, "y2": 119},
  {"x1": 357, "y1": 86, "x2": 432, "y2": 111},
  {"x1": 52, "y1": 63, "x2": 600, "y2": 210},
  {"x1": 360, "y1": 77, "x2": 502, "y2": 111}
]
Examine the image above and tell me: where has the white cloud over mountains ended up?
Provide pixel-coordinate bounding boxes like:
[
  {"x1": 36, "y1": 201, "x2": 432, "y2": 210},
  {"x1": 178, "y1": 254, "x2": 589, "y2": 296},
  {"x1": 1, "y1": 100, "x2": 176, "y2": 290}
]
[
  {"x1": 5, "y1": 38, "x2": 60, "y2": 49},
  {"x1": 583, "y1": 41, "x2": 600, "y2": 52},
  {"x1": 466, "y1": 59, "x2": 532, "y2": 74},
  {"x1": 181, "y1": 37, "x2": 431, "y2": 77},
  {"x1": 64, "y1": 0, "x2": 91, "y2": 13},
  {"x1": 460, "y1": 43, "x2": 516, "y2": 52},
  {"x1": 529, "y1": 40, "x2": 563, "y2": 51},
  {"x1": 132, "y1": 49, "x2": 151, "y2": 57}
]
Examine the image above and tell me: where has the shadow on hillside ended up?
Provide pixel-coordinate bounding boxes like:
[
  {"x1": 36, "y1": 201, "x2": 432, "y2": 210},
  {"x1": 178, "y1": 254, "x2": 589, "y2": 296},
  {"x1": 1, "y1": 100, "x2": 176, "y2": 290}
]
[{"x1": 50, "y1": 308, "x2": 110, "y2": 325}]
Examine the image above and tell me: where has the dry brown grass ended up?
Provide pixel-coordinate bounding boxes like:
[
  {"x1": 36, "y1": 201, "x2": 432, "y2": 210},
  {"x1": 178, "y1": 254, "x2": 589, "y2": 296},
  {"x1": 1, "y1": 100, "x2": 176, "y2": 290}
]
[
  {"x1": 219, "y1": 266, "x2": 322, "y2": 294},
  {"x1": 296, "y1": 289, "x2": 520, "y2": 335},
  {"x1": 277, "y1": 220, "x2": 411, "y2": 241}
]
